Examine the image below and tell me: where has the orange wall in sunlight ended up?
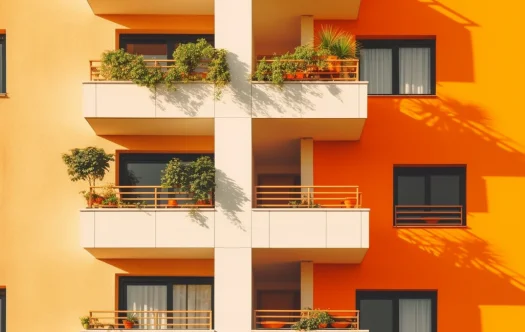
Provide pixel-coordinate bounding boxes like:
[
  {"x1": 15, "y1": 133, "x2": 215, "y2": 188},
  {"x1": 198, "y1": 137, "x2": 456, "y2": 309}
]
[{"x1": 312, "y1": 1, "x2": 525, "y2": 331}]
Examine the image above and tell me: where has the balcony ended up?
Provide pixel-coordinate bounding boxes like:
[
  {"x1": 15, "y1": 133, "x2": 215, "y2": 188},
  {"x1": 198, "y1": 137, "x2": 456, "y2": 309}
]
[
  {"x1": 80, "y1": 186, "x2": 215, "y2": 258},
  {"x1": 86, "y1": 0, "x2": 214, "y2": 15},
  {"x1": 253, "y1": 309, "x2": 362, "y2": 331},
  {"x1": 85, "y1": 309, "x2": 212, "y2": 331},
  {"x1": 83, "y1": 59, "x2": 215, "y2": 136},
  {"x1": 252, "y1": 185, "x2": 369, "y2": 262}
]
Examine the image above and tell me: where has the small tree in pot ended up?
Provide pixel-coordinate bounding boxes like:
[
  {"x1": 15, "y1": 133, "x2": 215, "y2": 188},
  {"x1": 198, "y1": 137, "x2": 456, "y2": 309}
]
[
  {"x1": 188, "y1": 156, "x2": 215, "y2": 205},
  {"x1": 62, "y1": 147, "x2": 114, "y2": 207}
]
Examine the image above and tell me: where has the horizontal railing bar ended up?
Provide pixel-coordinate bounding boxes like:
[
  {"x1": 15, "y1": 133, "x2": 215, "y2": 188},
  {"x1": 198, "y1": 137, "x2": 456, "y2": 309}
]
[
  {"x1": 256, "y1": 185, "x2": 359, "y2": 188},
  {"x1": 395, "y1": 205, "x2": 462, "y2": 208}
]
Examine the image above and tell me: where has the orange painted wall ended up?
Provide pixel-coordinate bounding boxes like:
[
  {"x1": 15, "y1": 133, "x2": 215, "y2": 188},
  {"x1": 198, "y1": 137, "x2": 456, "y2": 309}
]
[{"x1": 312, "y1": 1, "x2": 525, "y2": 331}]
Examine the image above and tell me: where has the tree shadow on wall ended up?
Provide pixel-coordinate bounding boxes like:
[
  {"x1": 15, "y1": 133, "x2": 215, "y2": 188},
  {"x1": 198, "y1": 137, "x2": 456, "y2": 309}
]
[
  {"x1": 215, "y1": 169, "x2": 250, "y2": 231},
  {"x1": 155, "y1": 84, "x2": 214, "y2": 117}
]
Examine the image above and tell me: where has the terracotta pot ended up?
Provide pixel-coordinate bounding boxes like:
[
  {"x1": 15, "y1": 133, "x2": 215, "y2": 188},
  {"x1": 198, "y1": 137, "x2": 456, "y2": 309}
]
[
  {"x1": 426, "y1": 218, "x2": 439, "y2": 224},
  {"x1": 201, "y1": 72, "x2": 207, "y2": 79},
  {"x1": 82, "y1": 323, "x2": 89, "y2": 330},
  {"x1": 261, "y1": 321, "x2": 285, "y2": 329},
  {"x1": 123, "y1": 321, "x2": 134, "y2": 329},
  {"x1": 327, "y1": 55, "x2": 340, "y2": 72},
  {"x1": 296, "y1": 72, "x2": 304, "y2": 79},
  {"x1": 318, "y1": 323, "x2": 328, "y2": 328},
  {"x1": 286, "y1": 73, "x2": 295, "y2": 80},
  {"x1": 95, "y1": 197, "x2": 104, "y2": 205},
  {"x1": 168, "y1": 199, "x2": 178, "y2": 208},
  {"x1": 331, "y1": 321, "x2": 350, "y2": 328},
  {"x1": 344, "y1": 198, "x2": 353, "y2": 208}
]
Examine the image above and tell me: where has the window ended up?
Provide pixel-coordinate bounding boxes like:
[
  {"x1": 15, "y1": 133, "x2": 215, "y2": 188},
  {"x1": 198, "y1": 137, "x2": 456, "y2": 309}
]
[
  {"x1": 0, "y1": 288, "x2": 5, "y2": 332},
  {"x1": 119, "y1": 276, "x2": 213, "y2": 330},
  {"x1": 357, "y1": 291, "x2": 437, "y2": 332},
  {"x1": 394, "y1": 166, "x2": 466, "y2": 226},
  {"x1": 0, "y1": 34, "x2": 5, "y2": 94},
  {"x1": 119, "y1": 34, "x2": 214, "y2": 60},
  {"x1": 118, "y1": 153, "x2": 213, "y2": 206},
  {"x1": 359, "y1": 39, "x2": 436, "y2": 95}
]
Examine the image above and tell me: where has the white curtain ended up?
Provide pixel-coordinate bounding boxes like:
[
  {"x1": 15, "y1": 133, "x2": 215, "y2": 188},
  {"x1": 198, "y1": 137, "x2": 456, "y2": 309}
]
[
  {"x1": 127, "y1": 285, "x2": 168, "y2": 329},
  {"x1": 188, "y1": 285, "x2": 212, "y2": 330},
  {"x1": 399, "y1": 48, "x2": 431, "y2": 94},
  {"x1": 173, "y1": 285, "x2": 212, "y2": 330},
  {"x1": 399, "y1": 299, "x2": 431, "y2": 332},
  {"x1": 361, "y1": 48, "x2": 392, "y2": 94}
]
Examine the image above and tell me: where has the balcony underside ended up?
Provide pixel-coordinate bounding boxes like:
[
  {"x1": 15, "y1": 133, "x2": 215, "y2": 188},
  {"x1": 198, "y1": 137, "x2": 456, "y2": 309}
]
[
  {"x1": 87, "y1": 0, "x2": 214, "y2": 15},
  {"x1": 85, "y1": 117, "x2": 214, "y2": 135},
  {"x1": 85, "y1": 247, "x2": 214, "y2": 259},
  {"x1": 253, "y1": 248, "x2": 368, "y2": 264}
]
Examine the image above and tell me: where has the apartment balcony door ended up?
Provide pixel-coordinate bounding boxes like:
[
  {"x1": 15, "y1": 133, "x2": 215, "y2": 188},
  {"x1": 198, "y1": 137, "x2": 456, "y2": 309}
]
[{"x1": 0, "y1": 289, "x2": 5, "y2": 332}]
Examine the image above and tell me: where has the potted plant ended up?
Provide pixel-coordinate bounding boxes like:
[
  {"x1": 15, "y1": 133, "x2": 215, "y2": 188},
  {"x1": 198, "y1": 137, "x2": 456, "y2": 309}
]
[
  {"x1": 291, "y1": 317, "x2": 319, "y2": 331},
  {"x1": 62, "y1": 147, "x2": 114, "y2": 207},
  {"x1": 317, "y1": 25, "x2": 359, "y2": 73},
  {"x1": 161, "y1": 157, "x2": 190, "y2": 205},
  {"x1": 101, "y1": 184, "x2": 120, "y2": 207},
  {"x1": 80, "y1": 316, "x2": 90, "y2": 330},
  {"x1": 188, "y1": 156, "x2": 215, "y2": 205},
  {"x1": 315, "y1": 311, "x2": 334, "y2": 329},
  {"x1": 123, "y1": 313, "x2": 138, "y2": 329}
]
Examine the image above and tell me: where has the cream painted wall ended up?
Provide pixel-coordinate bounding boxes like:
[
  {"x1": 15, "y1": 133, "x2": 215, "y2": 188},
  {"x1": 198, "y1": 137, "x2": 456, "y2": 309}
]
[{"x1": 0, "y1": 1, "x2": 213, "y2": 332}]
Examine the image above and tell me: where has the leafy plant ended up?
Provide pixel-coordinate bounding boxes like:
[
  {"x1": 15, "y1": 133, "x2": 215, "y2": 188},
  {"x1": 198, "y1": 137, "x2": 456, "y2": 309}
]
[
  {"x1": 315, "y1": 311, "x2": 334, "y2": 325},
  {"x1": 317, "y1": 25, "x2": 359, "y2": 59},
  {"x1": 125, "y1": 313, "x2": 139, "y2": 323},
  {"x1": 62, "y1": 147, "x2": 114, "y2": 205},
  {"x1": 100, "y1": 49, "x2": 163, "y2": 88},
  {"x1": 289, "y1": 200, "x2": 301, "y2": 208},
  {"x1": 100, "y1": 183, "x2": 120, "y2": 206},
  {"x1": 188, "y1": 156, "x2": 216, "y2": 203},
  {"x1": 161, "y1": 158, "x2": 190, "y2": 192},
  {"x1": 253, "y1": 57, "x2": 272, "y2": 81},
  {"x1": 80, "y1": 316, "x2": 90, "y2": 325},
  {"x1": 161, "y1": 156, "x2": 215, "y2": 204},
  {"x1": 100, "y1": 40, "x2": 230, "y2": 98},
  {"x1": 291, "y1": 317, "x2": 319, "y2": 331}
]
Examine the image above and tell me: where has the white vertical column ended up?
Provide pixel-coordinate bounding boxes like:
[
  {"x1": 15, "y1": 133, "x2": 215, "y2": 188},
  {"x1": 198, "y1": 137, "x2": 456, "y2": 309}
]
[
  {"x1": 215, "y1": 248, "x2": 252, "y2": 332},
  {"x1": 301, "y1": 138, "x2": 314, "y2": 199},
  {"x1": 215, "y1": 0, "x2": 253, "y2": 117},
  {"x1": 301, "y1": 16, "x2": 314, "y2": 46},
  {"x1": 301, "y1": 261, "x2": 314, "y2": 309}
]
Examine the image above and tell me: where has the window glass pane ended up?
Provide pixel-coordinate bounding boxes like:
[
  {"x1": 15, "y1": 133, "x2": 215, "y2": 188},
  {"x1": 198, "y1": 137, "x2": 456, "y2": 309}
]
[
  {"x1": 399, "y1": 47, "x2": 431, "y2": 94},
  {"x1": 0, "y1": 38, "x2": 4, "y2": 94},
  {"x1": 127, "y1": 285, "x2": 168, "y2": 330},
  {"x1": 430, "y1": 175, "x2": 460, "y2": 205},
  {"x1": 360, "y1": 299, "x2": 394, "y2": 332},
  {"x1": 173, "y1": 285, "x2": 188, "y2": 329},
  {"x1": 188, "y1": 285, "x2": 212, "y2": 329},
  {"x1": 397, "y1": 176, "x2": 425, "y2": 205},
  {"x1": 126, "y1": 43, "x2": 168, "y2": 59},
  {"x1": 399, "y1": 299, "x2": 432, "y2": 332},
  {"x1": 0, "y1": 297, "x2": 3, "y2": 332},
  {"x1": 361, "y1": 48, "x2": 392, "y2": 94}
]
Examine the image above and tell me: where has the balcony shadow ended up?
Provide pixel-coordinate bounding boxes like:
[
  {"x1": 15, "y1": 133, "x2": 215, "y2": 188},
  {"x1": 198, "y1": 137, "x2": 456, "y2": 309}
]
[
  {"x1": 316, "y1": 0, "x2": 479, "y2": 82},
  {"x1": 155, "y1": 84, "x2": 214, "y2": 117},
  {"x1": 251, "y1": 83, "x2": 327, "y2": 118},
  {"x1": 215, "y1": 169, "x2": 250, "y2": 230}
]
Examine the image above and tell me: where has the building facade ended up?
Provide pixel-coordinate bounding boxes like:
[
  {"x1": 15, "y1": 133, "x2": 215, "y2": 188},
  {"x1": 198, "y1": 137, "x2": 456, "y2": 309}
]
[{"x1": 1, "y1": 0, "x2": 525, "y2": 332}]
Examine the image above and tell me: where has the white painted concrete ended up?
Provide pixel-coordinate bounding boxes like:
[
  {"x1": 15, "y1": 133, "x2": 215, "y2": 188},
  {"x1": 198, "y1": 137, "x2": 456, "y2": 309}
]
[
  {"x1": 214, "y1": 118, "x2": 252, "y2": 248},
  {"x1": 82, "y1": 82, "x2": 215, "y2": 119},
  {"x1": 251, "y1": 82, "x2": 368, "y2": 119},
  {"x1": 214, "y1": 0, "x2": 252, "y2": 117},
  {"x1": 300, "y1": 261, "x2": 314, "y2": 309},
  {"x1": 252, "y1": 209, "x2": 370, "y2": 249},
  {"x1": 215, "y1": 248, "x2": 252, "y2": 332},
  {"x1": 80, "y1": 209, "x2": 215, "y2": 249}
]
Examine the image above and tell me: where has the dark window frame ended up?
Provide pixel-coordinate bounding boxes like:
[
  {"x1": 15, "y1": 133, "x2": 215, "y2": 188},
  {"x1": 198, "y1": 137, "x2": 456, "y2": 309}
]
[
  {"x1": 356, "y1": 290, "x2": 437, "y2": 332},
  {"x1": 0, "y1": 288, "x2": 5, "y2": 332},
  {"x1": 118, "y1": 152, "x2": 214, "y2": 186},
  {"x1": 118, "y1": 276, "x2": 214, "y2": 328},
  {"x1": 358, "y1": 39, "x2": 436, "y2": 95},
  {"x1": 0, "y1": 34, "x2": 6, "y2": 94},
  {"x1": 119, "y1": 34, "x2": 215, "y2": 59},
  {"x1": 393, "y1": 165, "x2": 466, "y2": 226}
]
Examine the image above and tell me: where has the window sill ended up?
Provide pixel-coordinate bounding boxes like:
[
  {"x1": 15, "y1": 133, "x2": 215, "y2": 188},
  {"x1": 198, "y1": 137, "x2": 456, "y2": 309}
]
[
  {"x1": 368, "y1": 94, "x2": 438, "y2": 98},
  {"x1": 0, "y1": 93, "x2": 8, "y2": 98}
]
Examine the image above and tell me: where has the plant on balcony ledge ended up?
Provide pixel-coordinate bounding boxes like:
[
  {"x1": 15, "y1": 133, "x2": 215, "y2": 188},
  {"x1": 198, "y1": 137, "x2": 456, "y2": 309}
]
[
  {"x1": 161, "y1": 156, "x2": 215, "y2": 206},
  {"x1": 61, "y1": 147, "x2": 114, "y2": 207},
  {"x1": 123, "y1": 313, "x2": 138, "y2": 329},
  {"x1": 100, "y1": 39, "x2": 230, "y2": 99},
  {"x1": 79, "y1": 316, "x2": 90, "y2": 330}
]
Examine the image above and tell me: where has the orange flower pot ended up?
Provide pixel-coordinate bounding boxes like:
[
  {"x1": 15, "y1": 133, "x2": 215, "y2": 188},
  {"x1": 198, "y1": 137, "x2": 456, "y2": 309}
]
[
  {"x1": 318, "y1": 323, "x2": 328, "y2": 328},
  {"x1": 168, "y1": 199, "x2": 178, "y2": 208},
  {"x1": 344, "y1": 198, "x2": 353, "y2": 208},
  {"x1": 331, "y1": 322, "x2": 350, "y2": 328},
  {"x1": 123, "y1": 321, "x2": 134, "y2": 329}
]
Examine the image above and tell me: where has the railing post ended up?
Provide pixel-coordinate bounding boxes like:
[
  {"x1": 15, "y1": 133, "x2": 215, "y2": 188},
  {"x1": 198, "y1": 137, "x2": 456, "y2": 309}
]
[
  {"x1": 307, "y1": 187, "x2": 311, "y2": 207},
  {"x1": 356, "y1": 187, "x2": 359, "y2": 208},
  {"x1": 154, "y1": 187, "x2": 158, "y2": 208},
  {"x1": 88, "y1": 186, "x2": 93, "y2": 208},
  {"x1": 154, "y1": 311, "x2": 158, "y2": 329}
]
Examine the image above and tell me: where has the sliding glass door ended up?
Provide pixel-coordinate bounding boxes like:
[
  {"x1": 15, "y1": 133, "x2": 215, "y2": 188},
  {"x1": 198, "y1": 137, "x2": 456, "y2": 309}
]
[
  {"x1": 0, "y1": 289, "x2": 5, "y2": 332},
  {"x1": 357, "y1": 291, "x2": 437, "y2": 332},
  {"x1": 119, "y1": 277, "x2": 213, "y2": 330}
]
